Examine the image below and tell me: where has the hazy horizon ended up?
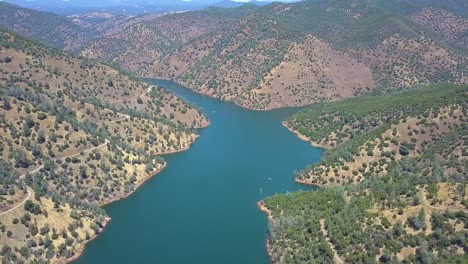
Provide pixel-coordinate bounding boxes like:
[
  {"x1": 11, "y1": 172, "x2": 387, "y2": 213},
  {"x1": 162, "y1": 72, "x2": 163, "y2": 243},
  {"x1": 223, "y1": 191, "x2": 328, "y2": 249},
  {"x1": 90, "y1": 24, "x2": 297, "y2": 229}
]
[{"x1": 2, "y1": 0, "x2": 302, "y2": 15}]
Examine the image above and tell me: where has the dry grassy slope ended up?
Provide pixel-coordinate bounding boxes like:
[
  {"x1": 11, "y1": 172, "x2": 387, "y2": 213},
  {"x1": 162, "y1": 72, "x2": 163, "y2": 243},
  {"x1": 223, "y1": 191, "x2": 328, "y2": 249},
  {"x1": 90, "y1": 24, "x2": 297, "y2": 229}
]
[
  {"x1": 361, "y1": 178, "x2": 467, "y2": 261},
  {"x1": 0, "y1": 192, "x2": 107, "y2": 264},
  {"x1": 297, "y1": 106, "x2": 466, "y2": 186},
  {"x1": 176, "y1": 30, "x2": 466, "y2": 110},
  {"x1": 238, "y1": 35, "x2": 375, "y2": 110},
  {"x1": 81, "y1": 11, "x2": 235, "y2": 72},
  {"x1": 411, "y1": 8, "x2": 468, "y2": 47},
  {"x1": 355, "y1": 181, "x2": 467, "y2": 262},
  {"x1": 352, "y1": 35, "x2": 468, "y2": 89},
  {"x1": 0, "y1": 2, "x2": 92, "y2": 52},
  {"x1": 81, "y1": 1, "x2": 468, "y2": 111},
  {"x1": 176, "y1": 8, "x2": 293, "y2": 103},
  {"x1": 141, "y1": 32, "x2": 223, "y2": 79},
  {"x1": 0, "y1": 32, "x2": 208, "y2": 128},
  {"x1": 0, "y1": 30, "x2": 207, "y2": 263}
]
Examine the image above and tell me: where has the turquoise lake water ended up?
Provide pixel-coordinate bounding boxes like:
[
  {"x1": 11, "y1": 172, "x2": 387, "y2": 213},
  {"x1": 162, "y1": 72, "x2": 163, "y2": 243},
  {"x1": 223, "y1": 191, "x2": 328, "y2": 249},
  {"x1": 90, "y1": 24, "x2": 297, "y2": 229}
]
[{"x1": 75, "y1": 80, "x2": 322, "y2": 264}]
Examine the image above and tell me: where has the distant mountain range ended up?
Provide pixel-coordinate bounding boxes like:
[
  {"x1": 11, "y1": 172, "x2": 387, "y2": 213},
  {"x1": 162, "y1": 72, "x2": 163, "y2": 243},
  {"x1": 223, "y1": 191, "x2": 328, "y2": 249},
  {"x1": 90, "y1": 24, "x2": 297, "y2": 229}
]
[
  {"x1": 211, "y1": 0, "x2": 293, "y2": 8},
  {"x1": 2, "y1": 0, "x2": 301, "y2": 15},
  {"x1": 0, "y1": 1, "x2": 94, "y2": 51}
]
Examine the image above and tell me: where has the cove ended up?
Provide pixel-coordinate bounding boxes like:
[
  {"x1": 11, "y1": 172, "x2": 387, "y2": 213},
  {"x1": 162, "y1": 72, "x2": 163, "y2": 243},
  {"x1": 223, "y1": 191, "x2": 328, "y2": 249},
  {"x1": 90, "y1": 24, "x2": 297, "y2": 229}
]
[{"x1": 75, "y1": 80, "x2": 322, "y2": 264}]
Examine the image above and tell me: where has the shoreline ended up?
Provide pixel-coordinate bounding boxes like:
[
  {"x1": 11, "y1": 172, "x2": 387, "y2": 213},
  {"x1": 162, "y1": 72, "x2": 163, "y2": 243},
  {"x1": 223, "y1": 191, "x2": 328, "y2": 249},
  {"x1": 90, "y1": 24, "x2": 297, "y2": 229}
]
[
  {"x1": 66, "y1": 216, "x2": 111, "y2": 264},
  {"x1": 97, "y1": 134, "x2": 199, "y2": 207},
  {"x1": 142, "y1": 77, "x2": 318, "y2": 112},
  {"x1": 98, "y1": 133, "x2": 200, "y2": 206},
  {"x1": 70, "y1": 135, "x2": 203, "y2": 264},
  {"x1": 70, "y1": 162, "x2": 168, "y2": 264},
  {"x1": 257, "y1": 123, "x2": 325, "y2": 263},
  {"x1": 294, "y1": 178, "x2": 322, "y2": 187},
  {"x1": 155, "y1": 134, "x2": 200, "y2": 156},
  {"x1": 98, "y1": 162, "x2": 168, "y2": 207},
  {"x1": 266, "y1": 237, "x2": 275, "y2": 264},
  {"x1": 257, "y1": 202, "x2": 276, "y2": 264},
  {"x1": 282, "y1": 122, "x2": 332, "y2": 150},
  {"x1": 257, "y1": 201, "x2": 274, "y2": 221}
]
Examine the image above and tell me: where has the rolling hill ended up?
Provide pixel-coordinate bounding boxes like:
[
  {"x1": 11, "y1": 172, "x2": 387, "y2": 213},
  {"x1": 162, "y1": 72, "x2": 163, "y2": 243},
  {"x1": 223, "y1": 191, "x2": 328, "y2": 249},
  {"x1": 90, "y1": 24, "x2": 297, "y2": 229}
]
[
  {"x1": 0, "y1": 29, "x2": 207, "y2": 263},
  {"x1": 0, "y1": 2, "x2": 96, "y2": 52},
  {"x1": 262, "y1": 83, "x2": 468, "y2": 263},
  {"x1": 80, "y1": 0, "x2": 467, "y2": 110}
]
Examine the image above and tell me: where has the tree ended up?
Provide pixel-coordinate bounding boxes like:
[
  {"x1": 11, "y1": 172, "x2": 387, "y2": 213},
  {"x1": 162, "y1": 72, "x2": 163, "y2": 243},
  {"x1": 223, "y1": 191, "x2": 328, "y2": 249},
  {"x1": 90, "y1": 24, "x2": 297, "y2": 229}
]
[
  {"x1": 24, "y1": 200, "x2": 42, "y2": 215},
  {"x1": 399, "y1": 145, "x2": 409, "y2": 156},
  {"x1": 0, "y1": 160, "x2": 18, "y2": 185},
  {"x1": 79, "y1": 165, "x2": 88, "y2": 179},
  {"x1": 37, "y1": 130, "x2": 46, "y2": 144},
  {"x1": 25, "y1": 115, "x2": 35, "y2": 128},
  {"x1": 32, "y1": 144, "x2": 42, "y2": 157},
  {"x1": 418, "y1": 208, "x2": 426, "y2": 230},
  {"x1": 10, "y1": 149, "x2": 30, "y2": 168},
  {"x1": 0, "y1": 245, "x2": 11, "y2": 256},
  {"x1": 23, "y1": 123, "x2": 32, "y2": 137},
  {"x1": 19, "y1": 246, "x2": 29, "y2": 258},
  {"x1": 145, "y1": 162, "x2": 154, "y2": 173},
  {"x1": 2, "y1": 96, "x2": 11, "y2": 110},
  {"x1": 107, "y1": 76, "x2": 114, "y2": 87},
  {"x1": 37, "y1": 112, "x2": 47, "y2": 120}
]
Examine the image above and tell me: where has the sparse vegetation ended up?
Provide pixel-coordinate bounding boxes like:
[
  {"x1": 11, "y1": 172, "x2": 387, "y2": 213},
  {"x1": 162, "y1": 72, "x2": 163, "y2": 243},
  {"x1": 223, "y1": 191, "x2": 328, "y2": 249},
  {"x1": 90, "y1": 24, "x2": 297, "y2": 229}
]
[
  {"x1": 0, "y1": 29, "x2": 208, "y2": 263},
  {"x1": 80, "y1": 0, "x2": 466, "y2": 110}
]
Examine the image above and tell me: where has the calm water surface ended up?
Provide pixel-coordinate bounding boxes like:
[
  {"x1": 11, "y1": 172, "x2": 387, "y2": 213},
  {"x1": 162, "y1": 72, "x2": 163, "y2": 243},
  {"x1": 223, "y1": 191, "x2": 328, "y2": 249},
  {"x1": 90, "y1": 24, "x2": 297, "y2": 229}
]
[{"x1": 76, "y1": 80, "x2": 322, "y2": 264}]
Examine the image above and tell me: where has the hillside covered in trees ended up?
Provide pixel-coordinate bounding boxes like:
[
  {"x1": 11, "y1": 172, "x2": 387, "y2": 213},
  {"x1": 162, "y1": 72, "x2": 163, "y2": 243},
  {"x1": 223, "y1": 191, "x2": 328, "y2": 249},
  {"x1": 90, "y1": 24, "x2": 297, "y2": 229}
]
[
  {"x1": 0, "y1": 2, "x2": 96, "y2": 52},
  {"x1": 1, "y1": 1, "x2": 466, "y2": 110},
  {"x1": 261, "y1": 84, "x2": 467, "y2": 263},
  {"x1": 0, "y1": 29, "x2": 208, "y2": 263},
  {"x1": 80, "y1": 0, "x2": 467, "y2": 110}
]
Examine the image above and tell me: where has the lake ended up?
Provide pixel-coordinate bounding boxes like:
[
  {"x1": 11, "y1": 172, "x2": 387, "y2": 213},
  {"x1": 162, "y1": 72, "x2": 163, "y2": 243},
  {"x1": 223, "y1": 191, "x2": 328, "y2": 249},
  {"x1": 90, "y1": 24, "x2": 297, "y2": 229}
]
[{"x1": 75, "y1": 80, "x2": 322, "y2": 264}]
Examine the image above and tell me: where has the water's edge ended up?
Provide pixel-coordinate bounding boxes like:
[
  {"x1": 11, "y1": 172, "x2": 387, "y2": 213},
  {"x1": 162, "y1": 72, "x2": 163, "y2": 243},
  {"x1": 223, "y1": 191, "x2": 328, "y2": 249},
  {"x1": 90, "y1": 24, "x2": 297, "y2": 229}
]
[{"x1": 75, "y1": 80, "x2": 321, "y2": 264}]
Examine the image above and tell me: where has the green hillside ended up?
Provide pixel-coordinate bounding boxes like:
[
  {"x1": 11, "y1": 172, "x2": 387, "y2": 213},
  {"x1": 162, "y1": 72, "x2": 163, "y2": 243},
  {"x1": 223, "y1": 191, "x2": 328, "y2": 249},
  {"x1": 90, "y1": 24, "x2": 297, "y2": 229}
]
[{"x1": 263, "y1": 84, "x2": 468, "y2": 263}]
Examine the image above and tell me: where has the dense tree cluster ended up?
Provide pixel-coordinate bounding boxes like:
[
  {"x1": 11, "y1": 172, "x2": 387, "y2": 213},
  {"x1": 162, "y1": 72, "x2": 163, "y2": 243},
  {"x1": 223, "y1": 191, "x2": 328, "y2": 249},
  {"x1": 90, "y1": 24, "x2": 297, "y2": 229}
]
[{"x1": 264, "y1": 83, "x2": 467, "y2": 263}]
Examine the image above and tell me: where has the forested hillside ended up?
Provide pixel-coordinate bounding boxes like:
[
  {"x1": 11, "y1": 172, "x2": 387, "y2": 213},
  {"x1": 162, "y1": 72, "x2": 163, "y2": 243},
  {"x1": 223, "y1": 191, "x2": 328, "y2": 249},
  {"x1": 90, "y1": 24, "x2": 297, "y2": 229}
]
[
  {"x1": 0, "y1": 2, "x2": 95, "y2": 52},
  {"x1": 0, "y1": 29, "x2": 208, "y2": 263},
  {"x1": 82, "y1": 0, "x2": 467, "y2": 110},
  {"x1": 261, "y1": 84, "x2": 467, "y2": 263}
]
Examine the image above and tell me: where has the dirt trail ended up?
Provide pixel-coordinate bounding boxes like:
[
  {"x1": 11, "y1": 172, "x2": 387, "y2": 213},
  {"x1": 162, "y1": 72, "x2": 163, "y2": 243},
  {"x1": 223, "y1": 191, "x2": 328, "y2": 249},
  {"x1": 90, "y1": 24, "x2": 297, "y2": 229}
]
[
  {"x1": 320, "y1": 219, "x2": 344, "y2": 264},
  {"x1": 0, "y1": 187, "x2": 32, "y2": 217},
  {"x1": 0, "y1": 139, "x2": 109, "y2": 216},
  {"x1": 418, "y1": 188, "x2": 468, "y2": 214}
]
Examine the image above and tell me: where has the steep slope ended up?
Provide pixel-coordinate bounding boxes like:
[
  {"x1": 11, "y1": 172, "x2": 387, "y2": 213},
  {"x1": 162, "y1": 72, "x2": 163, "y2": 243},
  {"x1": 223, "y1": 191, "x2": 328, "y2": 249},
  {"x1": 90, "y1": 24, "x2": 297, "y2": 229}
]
[
  {"x1": 370, "y1": 0, "x2": 468, "y2": 17},
  {"x1": 262, "y1": 84, "x2": 467, "y2": 263},
  {"x1": 0, "y1": 2, "x2": 93, "y2": 52},
  {"x1": 81, "y1": 7, "x2": 252, "y2": 72},
  {"x1": 0, "y1": 30, "x2": 208, "y2": 263},
  {"x1": 83, "y1": 0, "x2": 468, "y2": 110},
  {"x1": 411, "y1": 8, "x2": 468, "y2": 47},
  {"x1": 237, "y1": 35, "x2": 375, "y2": 109}
]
